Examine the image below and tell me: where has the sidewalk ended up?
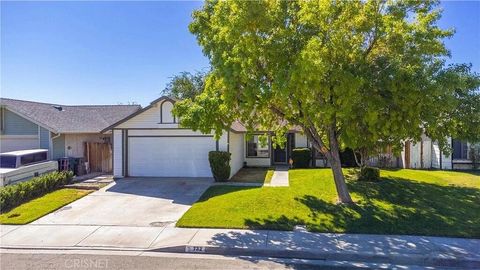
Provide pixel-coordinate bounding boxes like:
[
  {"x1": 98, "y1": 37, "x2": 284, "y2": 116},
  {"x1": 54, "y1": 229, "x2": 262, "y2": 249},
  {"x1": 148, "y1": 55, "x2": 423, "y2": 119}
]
[
  {"x1": 1, "y1": 224, "x2": 479, "y2": 268},
  {"x1": 267, "y1": 166, "x2": 289, "y2": 187}
]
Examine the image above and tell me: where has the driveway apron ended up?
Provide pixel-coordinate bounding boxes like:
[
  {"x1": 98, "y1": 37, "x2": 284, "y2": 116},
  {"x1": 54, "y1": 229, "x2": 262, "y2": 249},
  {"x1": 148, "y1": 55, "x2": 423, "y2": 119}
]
[{"x1": 32, "y1": 177, "x2": 212, "y2": 227}]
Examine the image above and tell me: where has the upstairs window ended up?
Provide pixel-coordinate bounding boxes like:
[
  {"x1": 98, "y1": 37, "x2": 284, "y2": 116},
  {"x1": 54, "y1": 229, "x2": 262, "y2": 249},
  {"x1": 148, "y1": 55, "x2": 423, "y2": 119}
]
[
  {"x1": 246, "y1": 135, "x2": 270, "y2": 158},
  {"x1": 452, "y1": 139, "x2": 468, "y2": 159}
]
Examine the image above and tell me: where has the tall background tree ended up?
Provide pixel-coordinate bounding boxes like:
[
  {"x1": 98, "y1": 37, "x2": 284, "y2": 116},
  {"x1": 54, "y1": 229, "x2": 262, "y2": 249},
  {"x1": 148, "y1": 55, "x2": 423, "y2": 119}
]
[
  {"x1": 162, "y1": 71, "x2": 206, "y2": 100},
  {"x1": 173, "y1": 0, "x2": 479, "y2": 203}
]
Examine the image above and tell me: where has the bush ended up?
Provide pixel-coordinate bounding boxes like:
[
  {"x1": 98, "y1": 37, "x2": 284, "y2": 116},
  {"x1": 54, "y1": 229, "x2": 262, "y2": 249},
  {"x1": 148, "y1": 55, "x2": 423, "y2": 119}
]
[
  {"x1": 0, "y1": 171, "x2": 73, "y2": 213},
  {"x1": 208, "y1": 151, "x2": 231, "y2": 182},
  {"x1": 358, "y1": 167, "x2": 380, "y2": 182},
  {"x1": 291, "y1": 148, "x2": 312, "y2": 168}
]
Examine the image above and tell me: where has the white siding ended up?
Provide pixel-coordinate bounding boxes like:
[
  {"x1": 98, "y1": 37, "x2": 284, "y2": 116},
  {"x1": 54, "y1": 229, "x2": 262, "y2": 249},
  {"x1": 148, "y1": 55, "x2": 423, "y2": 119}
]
[
  {"x1": 218, "y1": 132, "x2": 228, "y2": 151},
  {"x1": 229, "y1": 132, "x2": 244, "y2": 178},
  {"x1": 113, "y1": 130, "x2": 123, "y2": 178},
  {"x1": 431, "y1": 141, "x2": 441, "y2": 169},
  {"x1": 117, "y1": 104, "x2": 179, "y2": 129},
  {"x1": 410, "y1": 138, "x2": 432, "y2": 169},
  {"x1": 441, "y1": 139, "x2": 452, "y2": 170},
  {"x1": 129, "y1": 129, "x2": 210, "y2": 136},
  {"x1": 64, "y1": 133, "x2": 108, "y2": 158}
]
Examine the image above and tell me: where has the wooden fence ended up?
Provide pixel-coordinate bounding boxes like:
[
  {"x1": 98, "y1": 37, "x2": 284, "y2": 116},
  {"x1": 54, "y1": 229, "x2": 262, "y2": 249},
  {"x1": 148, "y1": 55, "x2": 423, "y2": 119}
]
[{"x1": 84, "y1": 142, "x2": 112, "y2": 173}]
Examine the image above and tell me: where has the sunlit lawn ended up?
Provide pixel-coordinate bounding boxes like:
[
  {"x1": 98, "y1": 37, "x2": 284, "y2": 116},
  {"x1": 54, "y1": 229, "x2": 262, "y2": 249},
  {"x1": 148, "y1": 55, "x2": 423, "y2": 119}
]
[
  {"x1": 230, "y1": 167, "x2": 274, "y2": 184},
  {"x1": 177, "y1": 169, "x2": 480, "y2": 238},
  {"x1": 0, "y1": 188, "x2": 92, "y2": 224}
]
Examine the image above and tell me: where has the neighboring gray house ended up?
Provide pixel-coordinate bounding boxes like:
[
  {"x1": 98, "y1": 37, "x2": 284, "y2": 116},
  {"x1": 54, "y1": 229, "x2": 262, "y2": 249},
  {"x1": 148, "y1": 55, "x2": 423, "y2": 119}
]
[{"x1": 0, "y1": 98, "x2": 140, "y2": 164}]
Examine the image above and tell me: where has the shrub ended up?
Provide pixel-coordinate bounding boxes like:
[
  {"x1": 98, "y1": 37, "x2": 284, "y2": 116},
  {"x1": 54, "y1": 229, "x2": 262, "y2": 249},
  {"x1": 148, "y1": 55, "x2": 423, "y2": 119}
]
[
  {"x1": 0, "y1": 171, "x2": 73, "y2": 213},
  {"x1": 358, "y1": 167, "x2": 380, "y2": 182},
  {"x1": 208, "y1": 151, "x2": 231, "y2": 182},
  {"x1": 291, "y1": 148, "x2": 312, "y2": 168}
]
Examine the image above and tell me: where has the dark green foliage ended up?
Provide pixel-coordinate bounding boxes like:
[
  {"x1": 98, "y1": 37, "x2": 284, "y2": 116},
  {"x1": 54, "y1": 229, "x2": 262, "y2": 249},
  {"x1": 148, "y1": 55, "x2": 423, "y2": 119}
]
[
  {"x1": 358, "y1": 167, "x2": 380, "y2": 182},
  {"x1": 340, "y1": 148, "x2": 358, "y2": 167},
  {"x1": 162, "y1": 71, "x2": 206, "y2": 100},
  {"x1": 291, "y1": 148, "x2": 312, "y2": 168},
  {"x1": 208, "y1": 151, "x2": 231, "y2": 182},
  {"x1": 0, "y1": 171, "x2": 74, "y2": 213}
]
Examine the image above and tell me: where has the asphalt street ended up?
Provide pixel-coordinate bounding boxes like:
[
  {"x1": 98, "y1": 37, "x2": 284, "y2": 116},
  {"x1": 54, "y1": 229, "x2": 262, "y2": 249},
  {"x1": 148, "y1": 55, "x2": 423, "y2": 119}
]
[{"x1": 0, "y1": 250, "x2": 408, "y2": 270}]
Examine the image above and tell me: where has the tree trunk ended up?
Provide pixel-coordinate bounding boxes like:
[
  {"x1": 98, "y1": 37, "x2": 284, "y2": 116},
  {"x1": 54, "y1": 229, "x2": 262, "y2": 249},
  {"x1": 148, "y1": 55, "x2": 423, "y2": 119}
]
[
  {"x1": 324, "y1": 127, "x2": 353, "y2": 204},
  {"x1": 298, "y1": 123, "x2": 354, "y2": 204}
]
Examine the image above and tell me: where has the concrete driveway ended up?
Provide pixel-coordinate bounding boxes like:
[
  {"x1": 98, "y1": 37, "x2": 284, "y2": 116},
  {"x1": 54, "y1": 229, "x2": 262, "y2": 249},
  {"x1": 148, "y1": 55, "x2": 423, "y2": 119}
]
[{"x1": 33, "y1": 177, "x2": 212, "y2": 226}]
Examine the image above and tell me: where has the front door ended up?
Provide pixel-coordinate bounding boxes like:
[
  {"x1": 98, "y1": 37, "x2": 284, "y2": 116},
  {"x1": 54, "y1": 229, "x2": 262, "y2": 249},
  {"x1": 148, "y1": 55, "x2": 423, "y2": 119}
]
[
  {"x1": 273, "y1": 133, "x2": 294, "y2": 164},
  {"x1": 273, "y1": 145, "x2": 287, "y2": 163}
]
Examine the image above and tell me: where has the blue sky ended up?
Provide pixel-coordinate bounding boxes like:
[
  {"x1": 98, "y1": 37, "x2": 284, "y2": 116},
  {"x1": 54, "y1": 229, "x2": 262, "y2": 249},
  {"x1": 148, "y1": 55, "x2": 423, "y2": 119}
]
[{"x1": 1, "y1": 1, "x2": 479, "y2": 106}]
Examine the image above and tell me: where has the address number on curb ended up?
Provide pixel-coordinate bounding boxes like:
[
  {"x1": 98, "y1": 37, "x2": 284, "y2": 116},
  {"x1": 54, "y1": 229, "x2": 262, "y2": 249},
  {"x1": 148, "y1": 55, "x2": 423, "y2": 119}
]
[{"x1": 186, "y1": 246, "x2": 206, "y2": 253}]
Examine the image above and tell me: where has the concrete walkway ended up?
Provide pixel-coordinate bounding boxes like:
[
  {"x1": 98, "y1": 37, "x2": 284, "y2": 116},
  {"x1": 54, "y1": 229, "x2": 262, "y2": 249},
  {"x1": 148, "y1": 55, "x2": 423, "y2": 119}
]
[
  {"x1": 268, "y1": 166, "x2": 289, "y2": 186},
  {"x1": 1, "y1": 224, "x2": 478, "y2": 268}
]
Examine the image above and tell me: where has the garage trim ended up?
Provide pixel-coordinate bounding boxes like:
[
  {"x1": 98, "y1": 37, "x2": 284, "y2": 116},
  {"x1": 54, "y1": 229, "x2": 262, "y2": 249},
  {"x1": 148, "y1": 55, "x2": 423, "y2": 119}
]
[{"x1": 127, "y1": 135, "x2": 214, "y2": 138}]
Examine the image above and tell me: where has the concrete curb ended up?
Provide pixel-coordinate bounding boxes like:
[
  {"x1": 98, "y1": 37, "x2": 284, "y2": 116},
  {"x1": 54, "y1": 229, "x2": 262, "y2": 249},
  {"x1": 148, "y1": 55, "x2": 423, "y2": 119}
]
[
  {"x1": 3, "y1": 244, "x2": 479, "y2": 269},
  {"x1": 154, "y1": 244, "x2": 480, "y2": 269}
]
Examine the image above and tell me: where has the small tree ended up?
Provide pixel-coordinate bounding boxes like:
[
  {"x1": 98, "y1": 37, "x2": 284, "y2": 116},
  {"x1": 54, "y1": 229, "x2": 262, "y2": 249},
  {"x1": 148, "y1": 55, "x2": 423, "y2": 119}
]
[{"x1": 174, "y1": 0, "x2": 479, "y2": 203}]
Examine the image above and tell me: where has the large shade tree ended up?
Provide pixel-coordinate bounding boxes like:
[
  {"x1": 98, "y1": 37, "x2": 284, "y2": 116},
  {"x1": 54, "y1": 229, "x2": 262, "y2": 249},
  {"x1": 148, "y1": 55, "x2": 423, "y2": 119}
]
[{"x1": 173, "y1": 0, "x2": 479, "y2": 203}]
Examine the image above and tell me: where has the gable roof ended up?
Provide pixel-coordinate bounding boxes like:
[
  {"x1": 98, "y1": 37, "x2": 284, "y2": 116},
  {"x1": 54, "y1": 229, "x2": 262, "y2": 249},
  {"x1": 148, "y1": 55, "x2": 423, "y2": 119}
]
[
  {"x1": 100, "y1": 96, "x2": 303, "y2": 134},
  {"x1": 0, "y1": 98, "x2": 141, "y2": 134},
  {"x1": 100, "y1": 96, "x2": 176, "y2": 133}
]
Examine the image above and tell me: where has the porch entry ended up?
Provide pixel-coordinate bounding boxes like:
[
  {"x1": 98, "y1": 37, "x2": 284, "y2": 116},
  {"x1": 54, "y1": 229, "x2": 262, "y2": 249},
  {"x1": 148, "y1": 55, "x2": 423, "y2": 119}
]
[{"x1": 273, "y1": 133, "x2": 295, "y2": 164}]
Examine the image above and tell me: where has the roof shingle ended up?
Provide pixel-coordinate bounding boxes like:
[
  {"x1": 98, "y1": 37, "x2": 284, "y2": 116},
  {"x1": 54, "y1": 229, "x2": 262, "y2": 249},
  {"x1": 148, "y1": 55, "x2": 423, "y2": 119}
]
[{"x1": 0, "y1": 98, "x2": 141, "y2": 133}]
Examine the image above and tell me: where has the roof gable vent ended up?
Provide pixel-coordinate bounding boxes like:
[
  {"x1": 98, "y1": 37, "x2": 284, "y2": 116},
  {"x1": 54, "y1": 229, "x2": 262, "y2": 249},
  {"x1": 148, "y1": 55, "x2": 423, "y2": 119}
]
[{"x1": 52, "y1": 105, "x2": 63, "y2": 111}]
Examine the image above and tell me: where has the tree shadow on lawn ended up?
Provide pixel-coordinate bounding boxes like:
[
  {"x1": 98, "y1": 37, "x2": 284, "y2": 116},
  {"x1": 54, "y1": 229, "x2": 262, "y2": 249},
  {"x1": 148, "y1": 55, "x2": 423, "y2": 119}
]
[{"x1": 244, "y1": 177, "x2": 480, "y2": 238}]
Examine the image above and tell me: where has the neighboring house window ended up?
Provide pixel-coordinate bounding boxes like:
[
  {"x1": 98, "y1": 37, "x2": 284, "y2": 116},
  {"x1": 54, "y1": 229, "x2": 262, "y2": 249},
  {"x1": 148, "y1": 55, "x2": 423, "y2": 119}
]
[
  {"x1": 246, "y1": 135, "x2": 270, "y2": 157},
  {"x1": 452, "y1": 139, "x2": 468, "y2": 159}
]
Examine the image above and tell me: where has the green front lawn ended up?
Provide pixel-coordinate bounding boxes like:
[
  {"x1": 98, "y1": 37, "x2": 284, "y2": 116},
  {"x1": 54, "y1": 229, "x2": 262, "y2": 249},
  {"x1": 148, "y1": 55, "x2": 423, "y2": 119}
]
[
  {"x1": 230, "y1": 167, "x2": 274, "y2": 184},
  {"x1": 177, "y1": 169, "x2": 480, "y2": 238},
  {"x1": 0, "y1": 188, "x2": 92, "y2": 225}
]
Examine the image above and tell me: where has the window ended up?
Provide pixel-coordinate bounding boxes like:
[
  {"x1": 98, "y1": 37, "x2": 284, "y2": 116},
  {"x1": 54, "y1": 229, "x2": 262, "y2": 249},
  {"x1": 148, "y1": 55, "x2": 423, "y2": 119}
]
[
  {"x1": 247, "y1": 135, "x2": 270, "y2": 157},
  {"x1": 33, "y1": 152, "x2": 47, "y2": 162},
  {"x1": 21, "y1": 154, "x2": 35, "y2": 166},
  {"x1": 20, "y1": 152, "x2": 47, "y2": 166},
  {"x1": 452, "y1": 139, "x2": 468, "y2": 159},
  {"x1": 0, "y1": 155, "x2": 17, "y2": 168}
]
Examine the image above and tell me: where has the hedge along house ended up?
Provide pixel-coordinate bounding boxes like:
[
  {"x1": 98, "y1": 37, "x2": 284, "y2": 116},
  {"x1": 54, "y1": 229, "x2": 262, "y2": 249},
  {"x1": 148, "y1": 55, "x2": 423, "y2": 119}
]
[{"x1": 0, "y1": 98, "x2": 140, "y2": 172}]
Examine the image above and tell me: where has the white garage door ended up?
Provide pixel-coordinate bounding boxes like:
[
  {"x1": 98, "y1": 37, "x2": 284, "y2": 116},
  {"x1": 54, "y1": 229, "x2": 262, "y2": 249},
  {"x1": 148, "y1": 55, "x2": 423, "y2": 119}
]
[
  {"x1": 128, "y1": 136, "x2": 215, "y2": 177},
  {"x1": 1, "y1": 136, "x2": 39, "y2": 153}
]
